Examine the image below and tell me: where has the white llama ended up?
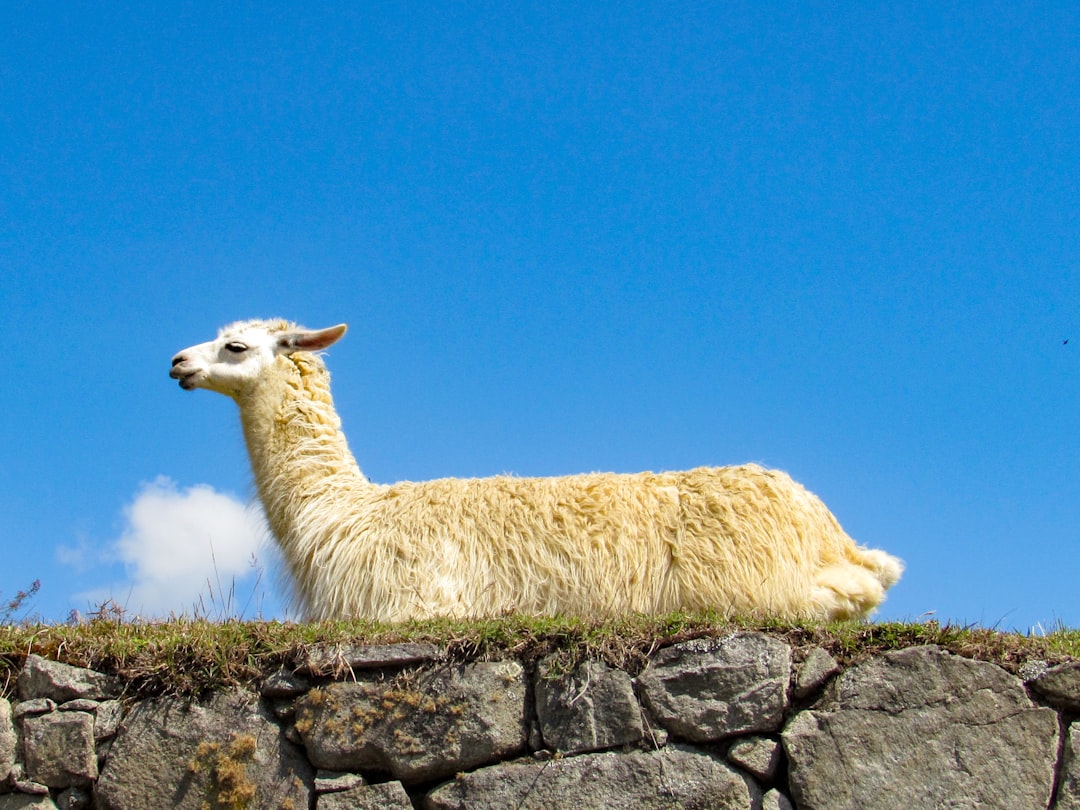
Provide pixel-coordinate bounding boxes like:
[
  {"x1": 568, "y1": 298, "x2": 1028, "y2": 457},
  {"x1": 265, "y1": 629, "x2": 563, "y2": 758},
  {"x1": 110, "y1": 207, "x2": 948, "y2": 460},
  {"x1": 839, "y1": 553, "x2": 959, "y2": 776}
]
[{"x1": 170, "y1": 319, "x2": 903, "y2": 622}]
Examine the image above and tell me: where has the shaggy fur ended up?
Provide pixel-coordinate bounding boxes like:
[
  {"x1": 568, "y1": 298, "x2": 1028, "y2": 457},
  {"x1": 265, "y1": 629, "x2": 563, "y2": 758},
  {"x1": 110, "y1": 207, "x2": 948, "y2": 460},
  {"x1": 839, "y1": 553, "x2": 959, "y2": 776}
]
[{"x1": 171, "y1": 319, "x2": 903, "y2": 622}]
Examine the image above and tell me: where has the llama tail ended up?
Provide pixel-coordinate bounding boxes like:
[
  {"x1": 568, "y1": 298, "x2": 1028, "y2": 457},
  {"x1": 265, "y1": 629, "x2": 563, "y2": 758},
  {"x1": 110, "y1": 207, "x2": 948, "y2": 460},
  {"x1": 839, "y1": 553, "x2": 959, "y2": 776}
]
[
  {"x1": 860, "y1": 548, "x2": 904, "y2": 590},
  {"x1": 811, "y1": 548, "x2": 904, "y2": 621}
]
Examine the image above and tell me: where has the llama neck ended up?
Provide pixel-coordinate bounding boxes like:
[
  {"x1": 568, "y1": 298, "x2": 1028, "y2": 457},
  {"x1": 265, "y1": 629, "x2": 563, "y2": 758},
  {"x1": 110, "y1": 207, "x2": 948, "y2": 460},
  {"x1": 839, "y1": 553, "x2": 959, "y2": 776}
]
[{"x1": 237, "y1": 354, "x2": 368, "y2": 545}]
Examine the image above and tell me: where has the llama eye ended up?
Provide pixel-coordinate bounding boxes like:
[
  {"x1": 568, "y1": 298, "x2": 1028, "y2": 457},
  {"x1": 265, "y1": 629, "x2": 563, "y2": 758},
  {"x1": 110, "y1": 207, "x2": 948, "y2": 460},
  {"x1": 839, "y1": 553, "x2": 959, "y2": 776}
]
[{"x1": 225, "y1": 342, "x2": 248, "y2": 354}]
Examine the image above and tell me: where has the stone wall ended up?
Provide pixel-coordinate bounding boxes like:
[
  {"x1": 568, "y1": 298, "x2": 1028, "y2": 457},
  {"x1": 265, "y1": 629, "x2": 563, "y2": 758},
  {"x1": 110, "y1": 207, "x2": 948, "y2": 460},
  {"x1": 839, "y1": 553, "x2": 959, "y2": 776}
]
[{"x1": 2, "y1": 633, "x2": 1080, "y2": 809}]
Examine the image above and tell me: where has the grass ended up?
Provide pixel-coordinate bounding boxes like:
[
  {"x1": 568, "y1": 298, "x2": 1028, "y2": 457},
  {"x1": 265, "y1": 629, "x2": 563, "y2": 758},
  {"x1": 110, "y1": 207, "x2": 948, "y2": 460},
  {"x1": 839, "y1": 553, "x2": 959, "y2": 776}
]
[{"x1": 1, "y1": 610, "x2": 1078, "y2": 700}]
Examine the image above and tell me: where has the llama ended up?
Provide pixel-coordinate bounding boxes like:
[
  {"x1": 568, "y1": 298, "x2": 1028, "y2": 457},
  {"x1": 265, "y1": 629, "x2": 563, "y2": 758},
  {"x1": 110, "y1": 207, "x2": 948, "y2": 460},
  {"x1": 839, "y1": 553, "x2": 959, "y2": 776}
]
[{"x1": 170, "y1": 318, "x2": 903, "y2": 622}]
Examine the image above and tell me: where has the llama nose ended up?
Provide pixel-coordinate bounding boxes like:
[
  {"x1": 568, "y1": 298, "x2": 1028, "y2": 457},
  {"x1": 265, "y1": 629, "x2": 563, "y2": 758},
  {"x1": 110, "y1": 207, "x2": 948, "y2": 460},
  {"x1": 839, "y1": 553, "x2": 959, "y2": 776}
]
[{"x1": 170, "y1": 355, "x2": 189, "y2": 378}]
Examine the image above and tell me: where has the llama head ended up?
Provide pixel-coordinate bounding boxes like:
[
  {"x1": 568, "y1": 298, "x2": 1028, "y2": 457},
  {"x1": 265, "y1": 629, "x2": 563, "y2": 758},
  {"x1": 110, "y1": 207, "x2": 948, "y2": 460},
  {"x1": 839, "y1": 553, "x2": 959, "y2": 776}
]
[{"x1": 170, "y1": 319, "x2": 347, "y2": 398}]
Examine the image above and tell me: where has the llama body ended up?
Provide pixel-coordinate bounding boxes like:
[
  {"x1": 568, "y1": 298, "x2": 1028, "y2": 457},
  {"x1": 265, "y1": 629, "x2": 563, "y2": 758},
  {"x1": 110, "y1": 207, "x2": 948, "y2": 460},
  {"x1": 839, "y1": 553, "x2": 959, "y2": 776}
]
[{"x1": 170, "y1": 319, "x2": 903, "y2": 622}]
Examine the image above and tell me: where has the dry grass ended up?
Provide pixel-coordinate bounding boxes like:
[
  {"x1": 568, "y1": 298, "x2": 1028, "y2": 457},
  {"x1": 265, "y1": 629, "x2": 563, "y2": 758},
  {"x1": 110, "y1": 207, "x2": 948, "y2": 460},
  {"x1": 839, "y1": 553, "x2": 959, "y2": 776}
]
[{"x1": 1, "y1": 611, "x2": 1077, "y2": 700}]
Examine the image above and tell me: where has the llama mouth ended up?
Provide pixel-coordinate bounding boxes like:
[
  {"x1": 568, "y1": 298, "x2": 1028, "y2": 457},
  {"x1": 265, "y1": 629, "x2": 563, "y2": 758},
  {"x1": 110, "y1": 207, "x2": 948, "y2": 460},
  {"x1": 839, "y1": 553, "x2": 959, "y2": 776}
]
[{"x1": 170, "y1": 368, "x2": 200, "y2": 390}]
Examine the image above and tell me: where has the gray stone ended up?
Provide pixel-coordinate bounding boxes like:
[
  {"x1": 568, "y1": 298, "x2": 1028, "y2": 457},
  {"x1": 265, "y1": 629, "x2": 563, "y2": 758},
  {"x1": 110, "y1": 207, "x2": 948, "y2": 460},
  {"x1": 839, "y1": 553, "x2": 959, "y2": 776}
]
[
  {"x1": 783, "y1": 646, "x2": 1059, "y2": 810},
  {"x1": 12, "y1": 780, "x2": 49, "y2": 796},
  {"x1": 52, "y1": 697, "x2": 121, "y2": 744},
  {"x1": 319, "y1": 780, "x2": 412, "y2": 809},
  {"x1": 762, "y1": 788, "x2": 794, "y2": 810},
  {"x1": 269, "y1": 698, "x2": 297, "y2": 721},
  {"x1": 0, "y1": 795, "x2": 57, "y2": 810},
  {"x1": 1030, "y1": 662, "x2": 1080, "y2": 711},
  {"x1": 53, "y1": 787, "x2": 90, "y2": 810},
  {"x1": 424, "y1": 745, "x2": 759, "y2": 809},
  {"x1": 12, "y1": 700, "x2": 55, "y2": 720},
  {"x1": 0, "y1": 700, "x2": 14, "y2": 784},
  {"x1": 301, "y1": 642, "x2": 442, "y2": 676},
  {"x1": 315, "y1": 769, "x2": 366, "y2": 793},
  {"x1": 261, "y1": 668, "x2": 310, "y2": 699},
  {"x1": 20, "y1": 711, "x2": 97, "y2": 788},
  {"x1": 95, "y1": 688, "x2": 312, "y2": 810},
  {"x1": 635, "y1": 633, "x2": 791, "y2": 742},
  {"x1": 726, "y1": 735, "x2": 781, "y2": 781},
  {"x1": 1054, "y1": 721, "x2": 1080, "y2": 809},
  {"x1": 296, "y1": 660, "x2": 526, "y2": 784},
  {"x1": 57, "y1": 700, "x2": 98, "y2": 713},
  {"x1": 793, "y1": 647, "x2": 840, "y2": 700},
  {"x1": 92, "y1": 700, "x2": 123, "y2": 742},
  {"x1": 535, "y1": 658, "x2": 643, "y2": 754},
  {"x1": 17, "y1": 656, "x2": 118, "y2": 703},
  {"x1": 10, "y1": 781, "x2": 48, "y2": 799}
]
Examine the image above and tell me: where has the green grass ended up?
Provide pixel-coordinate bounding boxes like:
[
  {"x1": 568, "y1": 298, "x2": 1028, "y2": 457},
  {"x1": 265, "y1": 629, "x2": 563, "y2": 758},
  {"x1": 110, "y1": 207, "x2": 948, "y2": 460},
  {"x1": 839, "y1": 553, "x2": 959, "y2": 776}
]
[{"x1": 1, "y1": 612, "x2": 1077, "y2": 700}]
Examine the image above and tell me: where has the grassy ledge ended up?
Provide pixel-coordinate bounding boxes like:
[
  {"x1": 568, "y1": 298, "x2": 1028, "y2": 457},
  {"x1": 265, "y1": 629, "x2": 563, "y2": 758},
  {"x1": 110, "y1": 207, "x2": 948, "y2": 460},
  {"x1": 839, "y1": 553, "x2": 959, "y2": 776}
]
[{"x1": 1, "y1": 613, "x2": 1077, "y2": 700}]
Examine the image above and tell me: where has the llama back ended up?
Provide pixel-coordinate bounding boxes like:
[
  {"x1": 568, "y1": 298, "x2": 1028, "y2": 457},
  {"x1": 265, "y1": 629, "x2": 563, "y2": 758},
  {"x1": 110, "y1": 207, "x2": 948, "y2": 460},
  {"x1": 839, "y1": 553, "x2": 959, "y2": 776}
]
[{"x1": 295, "y1": 463, "x2": 892, "y2": 622}]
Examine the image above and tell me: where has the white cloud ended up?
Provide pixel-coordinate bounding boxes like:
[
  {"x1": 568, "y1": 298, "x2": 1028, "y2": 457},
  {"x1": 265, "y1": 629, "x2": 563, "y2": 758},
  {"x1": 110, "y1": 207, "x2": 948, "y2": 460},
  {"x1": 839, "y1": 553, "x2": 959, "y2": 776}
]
[{"x1": 70, "y1": 477, "x2": 278, "y2": 618}]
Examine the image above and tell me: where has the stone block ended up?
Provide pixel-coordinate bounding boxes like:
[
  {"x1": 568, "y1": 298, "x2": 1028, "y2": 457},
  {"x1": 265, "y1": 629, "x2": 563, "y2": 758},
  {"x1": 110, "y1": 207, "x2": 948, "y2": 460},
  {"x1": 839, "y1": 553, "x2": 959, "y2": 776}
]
[
  {"x1": 783, "y1": 646, "x2": 1059, "y2": 810},
  {"x1": 635, "y1": 633, "x2": 791, "y2": 741},
  {"x1": 314, "y1": 769, "x2": 365, "y2": 793},
  {"x1": 425, "y1": 745, "x2": 758, "y2": 809},
  {"x1": 793, "y1": 647, "x2": 840, "y2": 700},
  {"x1": 17, "y1": 656, "x2": 118, "y2": 703},
  {"x1": 95, "y1": 688, "x2": 312, "y2": 810},
  {"x1": 53, "y1": 787, "x2": 90, "y2": 810},
  {"x1": 12, "y1": 700, "x2": 55, "y2": 720},
  {"x1": 535, "y1": 658, "x2": 642, "y2": 754},
  {"x1": 762, "y1": 788, "x2": 794, "y2": 810},
  {"x1": 261, "y1": 668, "x2": 311, "y2": 699},
  {"x1": 295, "y1": 660, "x2": 526, "y2": 784},
  {"x1": 92, "y1": 700, "x2": 123, "y2": 742},
  {"x1": 300, "y1": 642, "x2": 442, "y2": 676},
  {"x1": 0, "y1": 700, "x2": 14, "y2": 784},
  {"x1": 726, "y1": 735, "x2": 781, "y2": 781},
  {"x1": 318, "y1": 780, "x2": 412, "y2": 809},
  {"x1": 1030, "y1": 662, "x2": 1080, "y2": 711},
  {"x1": 21, "y1": 711, "x2": 97, "y2": 788}
]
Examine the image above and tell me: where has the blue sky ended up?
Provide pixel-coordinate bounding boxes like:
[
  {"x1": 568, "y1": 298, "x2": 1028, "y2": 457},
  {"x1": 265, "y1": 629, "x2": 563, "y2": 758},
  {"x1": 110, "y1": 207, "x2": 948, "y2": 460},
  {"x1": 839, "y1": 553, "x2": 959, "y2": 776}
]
[{"x1": 2, "y1": 3, "x2": 1078, "y2": 629}]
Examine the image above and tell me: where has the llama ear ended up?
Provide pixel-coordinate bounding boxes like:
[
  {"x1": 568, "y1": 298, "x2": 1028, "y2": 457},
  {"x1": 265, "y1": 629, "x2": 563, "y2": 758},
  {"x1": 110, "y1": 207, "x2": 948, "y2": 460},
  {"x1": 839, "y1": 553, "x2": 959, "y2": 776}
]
[{"x1": 280, "y1": 324, "x2": 348, "y2": 353}]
